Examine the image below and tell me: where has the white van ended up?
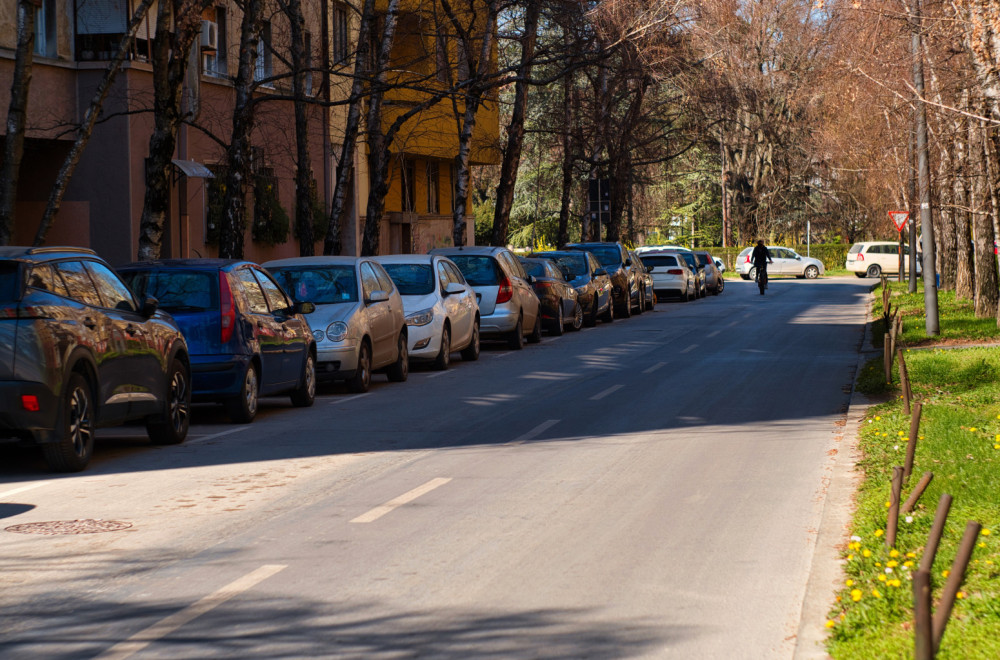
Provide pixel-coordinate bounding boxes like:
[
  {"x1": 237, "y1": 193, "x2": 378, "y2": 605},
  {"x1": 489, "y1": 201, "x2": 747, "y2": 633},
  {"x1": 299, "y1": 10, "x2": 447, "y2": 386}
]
[{"x1": 846, "y1": 242, "x2": 920, "y2": 278}]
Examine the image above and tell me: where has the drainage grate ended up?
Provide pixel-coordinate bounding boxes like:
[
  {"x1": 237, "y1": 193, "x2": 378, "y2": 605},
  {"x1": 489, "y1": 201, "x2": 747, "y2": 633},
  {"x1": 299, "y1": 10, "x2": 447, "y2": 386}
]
[{"x1": 4, "y1": 519, "x2": 133, "y2": 535}]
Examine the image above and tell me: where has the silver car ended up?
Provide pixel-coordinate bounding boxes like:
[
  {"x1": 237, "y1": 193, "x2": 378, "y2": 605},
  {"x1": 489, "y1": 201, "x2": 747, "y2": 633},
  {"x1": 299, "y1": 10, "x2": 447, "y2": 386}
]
[
  {"x1": 373, "y1": 254, "x2": 480, "y2": 370},
  {"x1": 265, "y1": 256, "x2": 409, "y2": 393},
  {"x1": 736, "y1": 246, "x2": 825, "y2": 280},
  {"x1": 430, "y1": 246, "x2": 541, "y2": 350}
]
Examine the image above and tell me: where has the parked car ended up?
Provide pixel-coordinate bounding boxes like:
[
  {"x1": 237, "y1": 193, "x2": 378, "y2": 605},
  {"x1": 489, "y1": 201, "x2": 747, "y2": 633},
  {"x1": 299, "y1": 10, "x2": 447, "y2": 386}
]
[
  {"x1": 713, "y1": 257, "x2": 727, "y2": 273},
  {"x1": 372, "y1": 254, "x2": 480, "y2": 369},
  {"x1": 519, "y1": 257, "x2": 583, "y2": 335},
  {"x1": 532, "y1": 250, "x2": 613, "y2": 326},
  {"x1": 673, "y1": 250, "x2": 707, "y2": 297},
  {"x1": 265, "y1": 256, "x2": 408, "y2": 393},
  {"x1": 429, "y1": 246, "x2": 541, "y2": 349},
  {"x1": 846, "y1": 241, "x2": 920, "y2": 278},
  {"x1": 120, "y1": 259, "x2": 316, "y2": 423},
  {"x1": 1, "y1": 247, "x2": 191, "y2": 471},
  {"x1": 635, "y1": 244, "x2": 691, "y2": 254},
  {"x1": 564, "y1": 242, "x2": 638, "y2": 317},
  {"x1": 693, "y1": 251, "x2": 725, "y2": 295},
  {"x1": 628, "y1": 250, "x2": 656, "y2": 310},
  {"x1": 736, "y1": 246, "x2": 825, "y2": 280},
  {"x1": 638, "y1": 251, "x2": 697, "y2": 301}
]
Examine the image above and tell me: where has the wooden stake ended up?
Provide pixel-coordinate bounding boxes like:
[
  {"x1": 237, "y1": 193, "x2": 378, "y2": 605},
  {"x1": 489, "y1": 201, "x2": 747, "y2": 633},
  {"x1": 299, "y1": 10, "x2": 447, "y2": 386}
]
[
  {"x1": 914, "y1": 569, "x2": 934, "y2": 660},
  {"x1": 902, "y1": 471, "x2": 934, "y2": 513},
  {"x1": 885, "y1": 334, "x2": 892, "y2": 384},
  {"x1": 898, "y1": 348, "x2": 911, "y2": 415},
  {"x1": 919, "y1": 493, "x2": 953, "y2": 574},
  {"x1": 932, "y1": 521, "x2": 982, "y2": 653},
  {"x1": 904, "y1": 403, "x2": 922, "y2": 481},
  {"x1": 886, "y1": 466, "x2": 903, "y2": 548}
]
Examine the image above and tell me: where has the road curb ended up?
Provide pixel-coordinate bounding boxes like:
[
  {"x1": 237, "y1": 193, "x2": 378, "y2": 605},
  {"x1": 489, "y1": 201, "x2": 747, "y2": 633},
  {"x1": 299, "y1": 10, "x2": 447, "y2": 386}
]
[{"x1": 792, "y1": 287, "x2": 877, "y2": 658}]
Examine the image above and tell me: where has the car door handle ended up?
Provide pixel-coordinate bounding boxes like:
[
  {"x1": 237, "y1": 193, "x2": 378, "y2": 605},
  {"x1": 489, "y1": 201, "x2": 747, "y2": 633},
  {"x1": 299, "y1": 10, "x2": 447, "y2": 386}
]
[{"x1": 83, "y1": 317, "x2": 97, "y2": 329}]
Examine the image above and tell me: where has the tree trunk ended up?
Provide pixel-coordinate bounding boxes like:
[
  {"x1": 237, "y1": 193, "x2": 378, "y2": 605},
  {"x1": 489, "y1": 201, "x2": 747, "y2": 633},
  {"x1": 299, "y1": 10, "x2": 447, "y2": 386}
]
[
  {"x1": 218, "y1": 0, "x2": 265, "y2": 259},
  {"x1": 360, "y1": 0, "x2": 401, "y2": 256},
  {"x1": 286, "y1": 0, "x2": 313, "y2": 256},
  {"x1": 0, "y1": 1, "x2": 35, "y2": 245},
  {"x1": 137, "y1": 0, "x2": 211, "y2": 261},
  {"x1": 490, "y1": 1, "x2": 540, "y2": 247},
  {"x1": 974, "y1": 117, "x2": 999, "y2": 318},
  {"x1": 34, "y1": 0, "x2": 155, "y2": 246},
  {"x1": 324, "y1": 0, "x2": 377, "y2": 256},
  {"x1": 556, "y1": 70, "x2": 575, "y2": 248},
  {"x1": 936, "y1": 145, "x2": 956, "y2": 291},
  {"x1": 955, "y1": 112, "x2": 974, "y2": 299}
]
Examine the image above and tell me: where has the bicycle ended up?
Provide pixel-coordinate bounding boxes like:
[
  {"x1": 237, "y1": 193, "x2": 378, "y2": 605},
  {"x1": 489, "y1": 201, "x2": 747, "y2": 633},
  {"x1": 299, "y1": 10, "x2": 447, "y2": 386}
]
[{"x1": 754, "y1": 265, "x2": 769, "y2": 295}]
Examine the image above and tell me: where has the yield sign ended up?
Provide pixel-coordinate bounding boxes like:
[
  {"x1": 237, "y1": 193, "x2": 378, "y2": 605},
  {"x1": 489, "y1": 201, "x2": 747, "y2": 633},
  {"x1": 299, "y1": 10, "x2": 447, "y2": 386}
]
[{"x1": 889, "y1": 211, "x2": 909, "y2": 232}]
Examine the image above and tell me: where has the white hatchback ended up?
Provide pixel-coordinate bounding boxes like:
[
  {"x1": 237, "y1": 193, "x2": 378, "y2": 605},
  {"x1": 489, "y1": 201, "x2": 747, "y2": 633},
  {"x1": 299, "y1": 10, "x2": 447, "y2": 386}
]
[
  {"x1": 373, "y1": 255, "x2": 480, "y2": 370},
  {"x1": 846, "y1": 242, "x2": 920, "y2": 278}
]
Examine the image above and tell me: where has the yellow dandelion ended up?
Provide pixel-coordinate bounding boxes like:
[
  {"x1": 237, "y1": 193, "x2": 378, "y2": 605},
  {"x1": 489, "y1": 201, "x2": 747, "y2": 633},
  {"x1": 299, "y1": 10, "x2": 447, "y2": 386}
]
[
  {"x1": 907, "y1": 552, "x2": 917, "y2": 558},
  {"x1": 863, "y1": 549, "x2": 872, "y2": 558},
  {"x1": 983, "y1": 530, "x2": 991, "y2": 536},
  {"x1": 994, "y1": 444, "x2": 1000, "y2": 450},
  {"x1": 979, "y1": 542, "x2": 987, "y2": 548},
  {"x1": 970, "y1": 427, "x2": 977, "y2": 432},
  {"x1": 957, "y1": 592, "x2": 965, "y2": 599},
  {"x1": 904, "y1": 561, "x2": 914, "y2": 568},
  {"x1": 878, "y1": 574, "x2": 887, "y2": 582},
  {"x1": 851, "y1": 589, "x2": 863, "y2": 601},
  {"x1": 919, "y1": 435, "x2": 924, "y2": 439},
  {"x1": 872, "y1": 589, "x2": 882, "y2": 598},
  {"x1": 885, "y1": 501, "x2": 891, "y2": 508},
  {"x1": 875, "y1": 416, "x2": 881, "y2": 421},
  {"x1": 942, "y1": 570, "x2": 950, "y2": 578},
  {"x1": 882, "y1": 433, "x2": 888, "y2": 437},
  {"x1": 874, "y1": 529, "x2": 884, "y2": 537},
  {"x1": 875, "y1": 562, "x2": 882, "y2": 567},
  {"x1": 825, "y1": 620, "x2": 836, "y2": 628},
  {"x1": 887, "y1": 560, "x2": 898, "y2": 568},
  {"x1": 847, "y1": 554, "x2": 854, "y2": 561},
  {"x1": 889, "y1": 549, "x2": 899, "y2": 558},
  {"x1": 889, "y1": 579, "x2": 901, "y2": 587},
  {"x1": 846, "y1": 579, "x2": 854, "y2": 587}
]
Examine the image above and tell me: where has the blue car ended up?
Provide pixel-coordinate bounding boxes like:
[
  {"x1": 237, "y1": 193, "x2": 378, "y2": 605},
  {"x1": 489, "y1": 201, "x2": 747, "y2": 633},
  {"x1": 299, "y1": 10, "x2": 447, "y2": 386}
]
[{"x1": 118, "y1": 259, "x2": 316, "y2": 423}]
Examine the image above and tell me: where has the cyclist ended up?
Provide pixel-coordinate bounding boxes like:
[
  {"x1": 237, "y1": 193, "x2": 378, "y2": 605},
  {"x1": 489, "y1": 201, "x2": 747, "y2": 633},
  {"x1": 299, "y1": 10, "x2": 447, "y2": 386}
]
[{"x1": 751, "y1": 240, "x2": 773, "y2": 295}]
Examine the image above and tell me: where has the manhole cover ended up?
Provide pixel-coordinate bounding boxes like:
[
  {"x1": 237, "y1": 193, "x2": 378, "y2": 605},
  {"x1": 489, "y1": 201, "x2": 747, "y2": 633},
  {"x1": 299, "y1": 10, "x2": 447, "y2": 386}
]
[{"x1": 4, "y1": 519, "x2": 133, "y2": 535}]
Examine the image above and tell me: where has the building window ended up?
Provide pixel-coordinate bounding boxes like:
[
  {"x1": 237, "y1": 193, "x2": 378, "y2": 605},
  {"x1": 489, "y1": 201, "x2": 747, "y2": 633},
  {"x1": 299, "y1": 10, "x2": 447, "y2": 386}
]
[
  {"x1": 402, "y1": 160, "x2": 416, "y2": 213},
  {"x1": 333, "y1": 4, "x2": 349, "y2": 63},
  {"x1": 255, "y1": 21, "x2": 273, "y2": 86},
  {"x1": 34, "y1": 0, "x2": 57, "y2": 57},
  {"x1": 427, "y1": 162, "x2": 439, "y2": 214},
  {"x1": 204, "y1": 7, "x2": 228, "y2": 77}
]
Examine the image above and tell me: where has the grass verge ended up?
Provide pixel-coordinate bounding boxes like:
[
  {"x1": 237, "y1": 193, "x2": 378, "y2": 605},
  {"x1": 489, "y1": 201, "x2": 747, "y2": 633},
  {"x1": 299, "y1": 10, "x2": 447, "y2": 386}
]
[
  {"x1": 871, "y1": 279, "x2": 1000, "y2": 347},
  {"x1": 829, "y1": 347, "x2": 1000, "y2": 658}
]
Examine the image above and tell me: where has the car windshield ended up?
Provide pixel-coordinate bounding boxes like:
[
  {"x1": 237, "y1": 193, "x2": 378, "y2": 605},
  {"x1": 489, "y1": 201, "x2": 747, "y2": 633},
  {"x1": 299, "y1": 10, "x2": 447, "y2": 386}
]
[
  {"x1": 381, "y1": 263, "x2": 434, "y2": 295},
  {"x1": 577, "y1": 246, "x2": 621, "y2": 267},
  {"x1": 0, "y1": 262, "x2": 20, "y2": 302},
  {"x1": 641, "y1": 255, "x2": 679, "y2": 268},
  {"x1": 538, "y1": 253, "x2": 586, "y2": 277},
  {"x1": 121, "y1": 270, "x2": 217, "y2": 311},
  {"x1": 270, "y1": 266, "x2": 358, "y2": 304},
  {"x1": 448, "y1": 256, "x2": 500, "y2": 286},
  {"x1": 521, "y1": 261, "x2": 548, "y2": 279}
]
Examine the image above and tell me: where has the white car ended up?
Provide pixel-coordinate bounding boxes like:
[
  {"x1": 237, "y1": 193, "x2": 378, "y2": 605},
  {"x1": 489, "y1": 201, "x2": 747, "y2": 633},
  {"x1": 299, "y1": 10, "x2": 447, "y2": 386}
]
[
  {"x1": 846, "y1": 241, "x2": 920, "y2": 278},
  {"x1": 373, "y1": 255, "x2": 480, "y2": 370},
  {"x1": 266, "y1": 256, "x2": 409, "y2": 393},
  {"x1": 638, "y1": 251, "x2": 698, "y2": 301},
  {"x1": 736, "y1": 246, "x2": 824, "y2": 280},
  {"x1": 636, "y1": 244, "x2": 691, "y2": 254}
]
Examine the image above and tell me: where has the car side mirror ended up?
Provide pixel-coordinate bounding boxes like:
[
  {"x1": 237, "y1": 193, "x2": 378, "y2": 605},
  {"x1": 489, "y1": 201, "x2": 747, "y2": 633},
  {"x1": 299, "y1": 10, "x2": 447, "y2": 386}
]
[
  {"x1": 294, "y1": 301, "x2": 316, "y2": 315},
  {"x1": 625, "y1": 257, "x2": 632, "y2": 267},
  {"x1": 140, "y1": 296, "x2": 158, "y2": 318},
  {"x1": 443, "y1": 282, "x2": 465, "y2": 296},
  {"x1": 594, "y1": 267, "x2": 607, "y2": 276},
  {"x1": 368, "y1": 290, "x2": 389, "y2": 304},
  {"x1": 646, "y1": 266, "x2": 655, "y2": 273},
  {"x1": 796, "y1": 256, "x2": 801, "y2": 260},
  {"x1": 526, "y1": 275, "x2": 535, "y2": 284}
]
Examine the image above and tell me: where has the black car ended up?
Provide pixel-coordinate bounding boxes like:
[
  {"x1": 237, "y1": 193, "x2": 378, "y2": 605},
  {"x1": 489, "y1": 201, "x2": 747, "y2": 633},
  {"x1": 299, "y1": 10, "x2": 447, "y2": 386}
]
[
  {"x1": 532, "y1": 250, "x2": 613, "y2": 326},
  {"x1": 564, "y1": 242, "x2": 639, "y2": 317},
  {"x1": 119, "y1": 259, "x2": 316, "y2": 423},
  {"x1": 518, "y1": 257, "x2": 582, "y2": 335},
  {"x1": 1, "y1": 247, "x2": 191, "y2": 472},
  {"x1": 628, "y1": 250, "x2": 656, "y2": 310}
]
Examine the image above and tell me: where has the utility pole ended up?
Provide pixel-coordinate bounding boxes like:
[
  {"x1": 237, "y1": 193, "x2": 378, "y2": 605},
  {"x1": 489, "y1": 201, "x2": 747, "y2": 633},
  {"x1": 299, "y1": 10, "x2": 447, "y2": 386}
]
[
  {"x1": 912, "y1": 0, "x2": 939, "y2": 334},
  {"x1": 908, "y1": 106, "x2": 918, "y2": 293}
]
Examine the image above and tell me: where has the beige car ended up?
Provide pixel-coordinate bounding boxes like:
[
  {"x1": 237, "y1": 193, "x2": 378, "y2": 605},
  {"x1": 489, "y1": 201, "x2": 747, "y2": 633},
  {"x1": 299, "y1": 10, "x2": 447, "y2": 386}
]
[
  {"x1": 265, "y1": 256, "x2": 409, "y2": 392},
  {"x1": 846, "y1": 242, "x2": 920, "y2": 278}
]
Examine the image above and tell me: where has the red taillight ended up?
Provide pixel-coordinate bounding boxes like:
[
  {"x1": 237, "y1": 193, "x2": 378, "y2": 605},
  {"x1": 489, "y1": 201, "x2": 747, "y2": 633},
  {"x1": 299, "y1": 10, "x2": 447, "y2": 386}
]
[
  {"x1": 856, "y1": 254, "x2": 864, "y2": 261},
  {"x1": 220, "y1": 271, "x2": 235, "y2": 344},
  {"x1": 496, "y1": 273, "x2": 513, "y2": 304},
  {"x1": 22, "y1": 395, "x2": 40, "y2": 411},
  {"x1": 535, "y1": 281, "x2": 552, "y2": 289},
  {"x1": 667, "y1": 269, "x2": 683, "y2": 275},
  {"x1": 744, "y1": 254, "x2": 751, "y2": 263}
]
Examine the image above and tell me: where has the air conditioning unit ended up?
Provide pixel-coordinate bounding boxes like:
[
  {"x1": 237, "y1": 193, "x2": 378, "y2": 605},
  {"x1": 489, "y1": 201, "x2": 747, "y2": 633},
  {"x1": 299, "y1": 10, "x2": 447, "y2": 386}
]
[{"x1": 200, "y1": 20, "x2": 218, "y2": 52}]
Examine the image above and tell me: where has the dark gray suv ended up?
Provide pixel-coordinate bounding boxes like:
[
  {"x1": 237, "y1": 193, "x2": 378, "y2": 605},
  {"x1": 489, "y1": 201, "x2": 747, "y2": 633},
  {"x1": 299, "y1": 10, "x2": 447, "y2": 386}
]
[{"x1": 0, "y1": 247, "x2": 191, "y2": 472}]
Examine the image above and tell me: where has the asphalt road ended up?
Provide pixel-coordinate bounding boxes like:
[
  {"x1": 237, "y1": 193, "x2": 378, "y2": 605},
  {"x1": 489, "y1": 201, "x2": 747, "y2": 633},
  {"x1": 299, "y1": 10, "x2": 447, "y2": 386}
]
[{"x1": 0, "y1": 276, "x2": 872, "y2": 659}]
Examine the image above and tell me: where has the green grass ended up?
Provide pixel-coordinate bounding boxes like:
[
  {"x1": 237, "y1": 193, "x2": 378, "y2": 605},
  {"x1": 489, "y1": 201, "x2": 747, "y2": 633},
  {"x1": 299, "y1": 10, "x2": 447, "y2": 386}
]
[
  {"x1": 871, "y1": 279, "x2": 1000, "y2": 347},
  {"x1": 829, "y1": 347, "x2": 1000, "y2": 659}
]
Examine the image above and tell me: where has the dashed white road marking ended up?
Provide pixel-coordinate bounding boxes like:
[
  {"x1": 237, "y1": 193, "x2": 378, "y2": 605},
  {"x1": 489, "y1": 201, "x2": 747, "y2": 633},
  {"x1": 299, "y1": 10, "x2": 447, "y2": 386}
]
[
  {"x1": 680, "y1": 344, "x2": 698, "y2": 354},
  {"x1": 707, "y1": 330, "x2": 721, "y2": 338},
  {"x1": 424, "y1": 371, "x2": 448, "y2": 378},
  {"x1": 507, "y1": 419, "x2": 561, "y2": 446},
  {"x1": 492, "y1": 352, "x2": 513, "y2": 359},
  {"x1": 590, "y1": 384, "x2": 624, "y2": 400},
  {"x1": 350, "y1": 478, "x2": 452, "y2": 523},
  {"x1": 328, "y1": 393, "x2": 371, "y2": 405},
  {"x1": 642, "y1": 362, "x2": 666, "y2": 374},
  {"x1": 97, "y1": 564, "x2": 287, "y2": 660},
  {"x1": 0, "y1": 481, "x2": 51, "y2": 500},
  {"x1": 186, "y1": 427, "x2": 244, "y2": 445}
]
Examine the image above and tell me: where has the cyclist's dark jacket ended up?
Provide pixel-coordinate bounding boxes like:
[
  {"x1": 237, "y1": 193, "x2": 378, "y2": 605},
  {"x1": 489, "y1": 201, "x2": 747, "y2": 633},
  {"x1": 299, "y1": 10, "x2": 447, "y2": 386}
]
[{"x1": 751, "y1": 244, "x2": 772, "y2": 267}]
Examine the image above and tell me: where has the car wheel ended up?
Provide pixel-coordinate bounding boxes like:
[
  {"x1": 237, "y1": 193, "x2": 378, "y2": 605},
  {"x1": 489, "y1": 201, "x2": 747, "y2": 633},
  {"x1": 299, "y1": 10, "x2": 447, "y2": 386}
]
[
  {"x1": 717, "y1": 277, "x2": 725, "y2": 294},
  {"x1": 43, "y1": 372, "x2": 95, "y2": 472},
  {"x1": 570, "y1": 302, "x2": 584, "y2": 331},
  {"x1": 646, "y1": 290, "x2": 655, "y2": 310},
  {"x1": 804, "y1": 265, "x2": 819, "y2": 279},
  {"x1": 602, "y1": 298, "x2": 614, "y2": 322},
  {"x1": 225, "y1": 361, "x2": 259, "y2": 424},
  {"x1": 550, "y1": 304, "x2": 565, "y2": 336},
  {"x1": 634, "y1": 290, "x2": 644, "y2": 314},
  {"x1": 508, "y1": 315, "x2": 525, "y2": 350},
  {"x1": 347, "y1": 341, "x2": 372, "y2": 393},
  {"x1": 433, "y1": 325, "x2": 451, "y2": 370},
  {"x1": 527, "y1": 312, "x2": 543, "y2": 343},
  {"x1": 866, "y1": 264, "x2": 881, "y2": 278},
  {"x1": 148, "y1": 358, "x2": 191, "y2": 445},
  {"x1": 290, "y1": 352, "x2": 316, "y2": 407},
  {"x1": 748, "y1": 266, "x2": 757, "y2": 283},
  {"x1": 386, "y1": 333, "x2": 409, "y2": 382},
  {"x1": 460, "y1": 320, "x2": 480, "y2": 361},
  {"x1": 854, "y1": 272, "x2": 866, "y2": 278},
  {"x1": 620, "y1": 293, "x2": 632, "y2": 318},
  {"x1": 584, "y1": 298, "x2": 599, "y2": 327}
]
